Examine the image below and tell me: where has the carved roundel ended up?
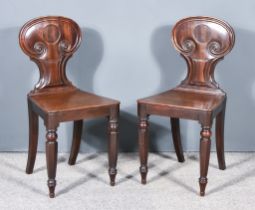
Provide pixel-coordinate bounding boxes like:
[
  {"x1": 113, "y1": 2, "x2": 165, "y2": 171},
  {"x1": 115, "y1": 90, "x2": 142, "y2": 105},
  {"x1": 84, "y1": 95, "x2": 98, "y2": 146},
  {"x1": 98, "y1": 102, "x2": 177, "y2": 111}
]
[
  {"x1": 43, "y1": 24, "x2": 61, "y2": 43},
  {"x1": 33, "y1": 41, "x2": 46, "y2": 55},
  {"x1": 193, "y1": 24, "x2": 211, "y2": 43},
  {"x1": 181, "y1": 39, "x2": 196, "y2": 53}
]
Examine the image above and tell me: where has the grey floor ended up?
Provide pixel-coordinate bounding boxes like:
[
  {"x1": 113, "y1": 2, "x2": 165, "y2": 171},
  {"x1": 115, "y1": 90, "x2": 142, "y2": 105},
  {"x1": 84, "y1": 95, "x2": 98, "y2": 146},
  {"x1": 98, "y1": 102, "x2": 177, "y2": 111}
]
[{"x1": 0, "y1": 152, "x2": 255, "y2": 210}]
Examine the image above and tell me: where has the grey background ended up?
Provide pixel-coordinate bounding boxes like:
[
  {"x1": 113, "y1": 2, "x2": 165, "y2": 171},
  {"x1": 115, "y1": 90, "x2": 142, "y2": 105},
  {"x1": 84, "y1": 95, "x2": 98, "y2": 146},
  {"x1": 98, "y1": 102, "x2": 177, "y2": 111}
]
[{"x1": 0, "y1": 0, "x2": 254, "y2": 152}]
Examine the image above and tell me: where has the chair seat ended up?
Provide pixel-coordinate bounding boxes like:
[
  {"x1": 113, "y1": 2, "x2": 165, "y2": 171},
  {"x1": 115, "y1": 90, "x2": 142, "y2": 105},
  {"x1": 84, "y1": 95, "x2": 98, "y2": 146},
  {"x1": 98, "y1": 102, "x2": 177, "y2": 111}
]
[
  {"x1": 138, "y1": 88, "x2": 225, "y2": 116},
  {"x1": 29, "y1": 89, "x2": 119, "y2": 121}
]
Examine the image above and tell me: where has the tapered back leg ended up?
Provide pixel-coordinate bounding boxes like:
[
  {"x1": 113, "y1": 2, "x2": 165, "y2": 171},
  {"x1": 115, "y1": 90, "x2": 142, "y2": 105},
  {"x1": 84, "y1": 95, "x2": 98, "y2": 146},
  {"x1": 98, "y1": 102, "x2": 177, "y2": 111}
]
[
  {"x1": 170, "y1": 118, "x2": 185, "y2": 162},
  {"x1": 26, "y1": 100, "x2": 39, "y2": 174},
  {"x1": 216, "y1": 103, "x2": 226, "y2": 170},
  {"x1": 68, "y1": 120, "x2": 83, "y2": 165}
]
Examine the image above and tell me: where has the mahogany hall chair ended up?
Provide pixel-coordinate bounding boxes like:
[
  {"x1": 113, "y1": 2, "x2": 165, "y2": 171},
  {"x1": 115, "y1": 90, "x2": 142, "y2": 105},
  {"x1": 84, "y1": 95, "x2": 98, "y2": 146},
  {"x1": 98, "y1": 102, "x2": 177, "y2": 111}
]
[
  {"x1": 19, "y1": 16, "x2": 119, "y2": 198},
  {"x1": 137, "y1": 16, "x2": 235, "y2": 196}
]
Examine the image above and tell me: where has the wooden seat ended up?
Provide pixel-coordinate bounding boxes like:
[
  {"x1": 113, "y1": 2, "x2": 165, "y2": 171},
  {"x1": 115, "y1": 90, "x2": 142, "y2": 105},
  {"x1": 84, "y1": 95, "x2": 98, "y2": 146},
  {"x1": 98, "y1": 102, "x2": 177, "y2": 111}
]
[
  {"x1": 30, "y1": 89, "x2": 119, "y2": 119},
  {"x1": 19, "y1": 16, "x2": 119, "y2": 198},
  {"x1": 139, "y1": 89, "x2": 225, "y2": 113},
  {"x1": 137, "y1": 16, "x2": 235, "y2": 196}
]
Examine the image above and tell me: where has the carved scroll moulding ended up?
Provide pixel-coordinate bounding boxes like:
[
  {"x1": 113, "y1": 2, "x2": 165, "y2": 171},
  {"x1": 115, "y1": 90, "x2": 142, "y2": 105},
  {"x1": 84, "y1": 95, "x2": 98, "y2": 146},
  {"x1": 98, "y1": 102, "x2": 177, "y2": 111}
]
[
  {"x1": 172, "y1": 17, "x2": 235, "y2": 60},
  {"x1": 19, "y1": 17, "x2": 82, "y2": 91},
  {"x1": 28, "y1": 24, "x2": 61, "y2": 58},
  {"x1": 19, "y1": 17, "x2": 81, "y2": 60}
]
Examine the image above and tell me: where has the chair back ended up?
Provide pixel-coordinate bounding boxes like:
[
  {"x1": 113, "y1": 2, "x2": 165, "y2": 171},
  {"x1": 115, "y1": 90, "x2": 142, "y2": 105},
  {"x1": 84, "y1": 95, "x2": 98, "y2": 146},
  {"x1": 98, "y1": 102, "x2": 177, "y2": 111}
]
[
  {"x1": 19, "y1": 16, "x2": 81, "y2": 91},
  {"x1": 172, "y1": 16, "x2": 235, "y2": 88}
]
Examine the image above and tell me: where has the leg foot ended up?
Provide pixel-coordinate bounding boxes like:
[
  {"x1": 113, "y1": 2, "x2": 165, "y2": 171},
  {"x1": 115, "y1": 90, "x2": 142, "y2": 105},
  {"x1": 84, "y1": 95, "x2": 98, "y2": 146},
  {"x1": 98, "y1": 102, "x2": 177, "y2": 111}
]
[
  {"x1": 199, "y1": 177, "x2": 207, "y2": 196},
  {"x1": 170, "y1": 118, "x2": 185, "y2": 162},
  {"x1": 140, "y1": 165, "x2": 148, "y2": 184},
  {"x1": 109, "y1": 168, "x2": 117, "y2": 186},
  {"x1": 48, "y1": 179, "x2": 56, "y2": 198}
]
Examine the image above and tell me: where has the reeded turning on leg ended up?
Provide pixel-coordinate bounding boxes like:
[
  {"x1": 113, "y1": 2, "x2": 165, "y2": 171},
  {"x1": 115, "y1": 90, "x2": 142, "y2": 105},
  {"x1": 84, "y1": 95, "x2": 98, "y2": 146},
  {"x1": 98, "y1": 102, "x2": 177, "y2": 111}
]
[
  {"x1": 199, "y1": 125, "x2": 211, "y2": 196},
  {"x1": 139, "y1": 114, "x2": 149, "y2": 184},
  {"x1": 46, "y1": 128, "x2": 58, "y2": 198},
  {"x1": 170, "y1": 118, "x2": 185, "y2": 162},
  {"x1": 216, "y1": 106, "x2": 226, "y2": 170},
  {"x1": 108, "y1": 107, "x2": 119, "y2": 186},
  {"x1": 68, "y1": 120, "x2": 83, "y2": 165},
  {"x1": 26, "y1": 101, "x2": 39, "y2": 174}
]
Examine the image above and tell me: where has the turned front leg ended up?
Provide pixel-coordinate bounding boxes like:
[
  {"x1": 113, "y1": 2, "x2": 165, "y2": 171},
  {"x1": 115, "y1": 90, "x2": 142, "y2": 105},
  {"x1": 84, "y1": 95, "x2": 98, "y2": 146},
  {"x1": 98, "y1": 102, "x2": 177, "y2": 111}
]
[
  {"x1": 139, "y1": 115, "x2": 149, "y2": 184},
  {"x1": 108, "y1": 106, "x2": 119, "y2": 186},
  {"x1": 46, "y1": 129, "x2": 58, "y2": 198},
  {"x1": 199, "y1": 126, "x2": 211, "y2": 196}
]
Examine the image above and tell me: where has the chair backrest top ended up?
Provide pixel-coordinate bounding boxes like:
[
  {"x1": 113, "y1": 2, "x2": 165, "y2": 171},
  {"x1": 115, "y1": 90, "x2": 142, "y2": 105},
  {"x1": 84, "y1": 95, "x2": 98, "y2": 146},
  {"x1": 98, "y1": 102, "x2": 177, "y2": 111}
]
[
  {"x1": 172, "y1": 16, "x2": 235, "y2": 89},
  {"x1": 19, "y1": 16, "x2": 82, "y2": 93}
]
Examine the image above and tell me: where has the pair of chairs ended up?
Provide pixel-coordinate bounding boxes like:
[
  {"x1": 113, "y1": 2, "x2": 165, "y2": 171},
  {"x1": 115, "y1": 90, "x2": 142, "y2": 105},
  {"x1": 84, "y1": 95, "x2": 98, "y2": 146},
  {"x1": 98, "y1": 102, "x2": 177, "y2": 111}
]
[{"x1": 19, "y1": 16, "x2": 235, "y2": 198}]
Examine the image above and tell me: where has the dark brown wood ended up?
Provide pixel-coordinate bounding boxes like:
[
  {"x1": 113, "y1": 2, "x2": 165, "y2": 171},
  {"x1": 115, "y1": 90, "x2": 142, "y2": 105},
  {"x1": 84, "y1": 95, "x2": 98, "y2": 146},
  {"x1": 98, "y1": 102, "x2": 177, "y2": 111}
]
[
  {"x1": 137, "y1": 16, "x2": 235, "y2": 196},
  {"x1": 46, "y1": 128, "x2": 58, "y2": 198},
  {"x1": 216, "y1": 101, "x2": 226, "y2": 170},
  {"x1": 199, "y1": 125, "x2": 211, "y2": 196},
  {"x1": 19, "y1": 16, "x2": 120, "y2": 198},
  {"x1": 26, "y1": 99, "x2": 39, "y2": 174},
  {"x1": 108, "y1": 105, "x2": 119, "y2": 186},
  {"x1": 170, "y1": 118, "x2": 184, "y2": 162},
  {"x1": 68, "y1": 120, "x2": 83, "y2": 165},
  {"x1": 138, "y1": 104, "x2": 149, "y2": 184}
]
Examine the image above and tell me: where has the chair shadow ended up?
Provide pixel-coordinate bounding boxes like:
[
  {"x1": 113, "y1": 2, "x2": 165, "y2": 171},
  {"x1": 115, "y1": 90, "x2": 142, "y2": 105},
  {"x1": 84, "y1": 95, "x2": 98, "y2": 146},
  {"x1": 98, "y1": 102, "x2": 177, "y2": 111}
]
[
  {"x1": 115, "y1": 153, "x2": 193, "y2": 193},
  {"x1": 148, "y1": 162, "x2": 184, "y2": 183},
  {"x1": 75, "y1": 153, "x2": 99, "y2": 165},
  {"x1": 33, "y1": 156, "x2": 67, "y2": 173},
  {"x1": 152, "y1": 152, "x2": 179, "y2": 162},
  {"x1": 187, "y1": 152, "x2": 255, "y2": 171},
  {"x1": 67, "y1": 27, "x2": 104, "y2": 93},
  {"x1": 207, "y1": 153, "x2": 255, "y2": 195},
  {"x1": 225, "y1": 154, "x2": 255, "y2": 169},
  {"x1": 117, "y1": 162, "x2": 157, "y2": 185},
  {"x1": 117, "y1": 170, "x2": 141, "y2": 184},
  {"x1": 141, "y1": 152, "x2": 255, "y2": 195},
  {"x1": 208, "y1": 166, "x2": 255, "y2": 195},
  {"x1": 2, "y1": 155, "x2": 66, "y2": 174},
  {"x1": 209, "y1": 153, "x2": 255, "y2": 170},
  {"x1": 0, "y1": 154, "x2": 66, "y2": 196},
  {"x1": 57, "y1": 166, "x2": 109, "y2": 196},
  {"x1": 139, "y1": 152, "x2": 197, "y2": 194},
  {"x1": 150, "y1": 25, "x2": 191, "y2": 151},
  {"x1": 1, "y1": 171, "x2": 46, "y2": 196},
  {"x1": 66, "y1": 27, "x2": 103, "y2": 152},
  {"x1": 58, "y1": 155, "x2": 109, "y2": 196},
  {"x1": 66, "y1": 27, "x2": 107, "y2": 153},
  {"x1": 217, "y1": 28, "x2": 255, "y2": 151},
  {"x1": 0, "y1": 27, "x2": 37, "y2": 151}
]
